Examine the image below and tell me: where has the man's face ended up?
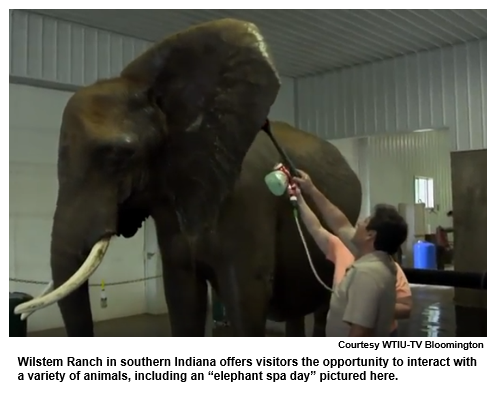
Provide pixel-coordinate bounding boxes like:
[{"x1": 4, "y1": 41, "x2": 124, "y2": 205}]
[{"x1": 353, "y1": 216, "x2": 376, "y2": 248}]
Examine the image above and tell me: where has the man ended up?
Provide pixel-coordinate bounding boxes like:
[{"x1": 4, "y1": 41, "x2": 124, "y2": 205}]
[
  {"x1": 294, "y1": 170, "x2": 410, "y2": 337},
  {"x1": 328, "y1": 234, "x2": 412, "y2": 336}
]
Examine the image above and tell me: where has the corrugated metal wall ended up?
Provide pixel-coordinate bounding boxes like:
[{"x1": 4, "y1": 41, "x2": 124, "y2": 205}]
[
  {"x1": 9, "y1": 10, "x2": 296, "y2": 124},
  {"x1": 9, "y1": 10, "x2": 152, "y2": 88},
  {"x1": 296, "y1": 39, "x2": 487, "y2": 151}
]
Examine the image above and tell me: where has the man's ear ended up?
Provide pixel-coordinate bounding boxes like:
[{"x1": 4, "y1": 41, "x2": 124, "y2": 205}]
[
  {"x1": 119, "y1": 19, "x2": 281, "y2": 231},
  {"x1": 366, "y1": 229, "x2": 377, "y2": 240}
]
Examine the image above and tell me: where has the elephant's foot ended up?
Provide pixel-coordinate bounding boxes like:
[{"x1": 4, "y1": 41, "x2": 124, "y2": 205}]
[{"x1": 285, "y1": 317, "x2": 306, "y2": 337}]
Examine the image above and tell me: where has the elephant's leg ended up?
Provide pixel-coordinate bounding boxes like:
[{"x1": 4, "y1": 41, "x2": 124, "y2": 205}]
[
  {"x1": 285, "y1": 317, "x2": 306, "y2": 337},
  {"x1": 154, "y1": 210, "x2": 208, "y2": 337},
  {"x1": 312, "y1": 299, "x2": 331, "y2": 337},
  {"x1": 215, "y1": 209, "x2": 276, "y2": 337}
]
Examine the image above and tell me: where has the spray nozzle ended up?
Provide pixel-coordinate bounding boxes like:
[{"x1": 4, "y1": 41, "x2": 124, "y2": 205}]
[{"x1": 265, "y1": 169, "x2": 289, "y2": 196}]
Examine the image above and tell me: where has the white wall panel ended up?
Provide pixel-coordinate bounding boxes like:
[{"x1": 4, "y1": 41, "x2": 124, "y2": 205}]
[
  {"x1": 9, "y1": 84, "x2": 164, "y2": 332},
  {"x1": 10, "y1": 10, "x2": 296, "y2": 125},
  {"x1": 296, "y1": 39, "x2": 487, "y2": 151}
]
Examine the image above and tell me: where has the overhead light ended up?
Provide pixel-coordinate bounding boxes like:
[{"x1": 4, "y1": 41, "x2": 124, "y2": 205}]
[{"x1": 413, "y1": 128, "x2": 434, "y2": 133}]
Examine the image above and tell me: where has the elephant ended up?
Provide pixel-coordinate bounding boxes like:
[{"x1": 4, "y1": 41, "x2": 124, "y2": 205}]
[{"x1": 14, "y1": 19, "x2": 361, "y2": 337}]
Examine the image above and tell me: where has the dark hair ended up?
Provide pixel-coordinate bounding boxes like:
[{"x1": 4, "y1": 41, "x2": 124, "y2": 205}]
[{"x1": 367, "y1": 204, "x2": 408, "y2": 255}]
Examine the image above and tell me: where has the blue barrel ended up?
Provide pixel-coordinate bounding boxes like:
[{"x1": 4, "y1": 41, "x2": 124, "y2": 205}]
[{"x1": 413, "y1": 240, "x2": 437, "y2": 270}]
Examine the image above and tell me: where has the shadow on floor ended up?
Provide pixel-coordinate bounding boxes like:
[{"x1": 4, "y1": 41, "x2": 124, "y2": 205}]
[{"x1": 29, "y1": 285, "x2": 486, "y2": 337}]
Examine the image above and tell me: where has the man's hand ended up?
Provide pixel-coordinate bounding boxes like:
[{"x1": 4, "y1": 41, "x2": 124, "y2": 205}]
[
  {"x1": 294, "y1": 184, "x2": 304, "y2": 205},
  {"x1": 293, "y1": 169, "x2": 315, "y2": 195}
]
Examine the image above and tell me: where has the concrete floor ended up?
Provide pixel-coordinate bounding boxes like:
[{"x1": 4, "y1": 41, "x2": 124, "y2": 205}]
[{"x1": 29, "y1": 285, "x2": 486, "y2": 337}]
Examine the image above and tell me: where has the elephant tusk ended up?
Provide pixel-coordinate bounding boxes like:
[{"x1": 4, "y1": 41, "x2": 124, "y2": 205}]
[
  {"x1": 20, "y1": 280, "x2": 54, "y2": 320},
  {"x1": 14, "y1": 238, "x2": 111, "y2": 316}
]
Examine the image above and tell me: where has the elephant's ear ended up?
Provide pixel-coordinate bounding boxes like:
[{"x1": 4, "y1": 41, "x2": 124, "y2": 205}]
[{"x1": 120, "y1": 19, "x2": 280, "y2": 232}]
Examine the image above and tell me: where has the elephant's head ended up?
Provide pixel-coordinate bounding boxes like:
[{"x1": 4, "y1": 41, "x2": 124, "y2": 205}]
[{"x1": 14, "y1": 19, "x2": 280, "y2": 326}]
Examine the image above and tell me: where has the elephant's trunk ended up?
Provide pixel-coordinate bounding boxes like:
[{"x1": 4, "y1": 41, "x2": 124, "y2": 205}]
[{"x1": 14, "y1": 185, "x2": 118, "y2": 336}]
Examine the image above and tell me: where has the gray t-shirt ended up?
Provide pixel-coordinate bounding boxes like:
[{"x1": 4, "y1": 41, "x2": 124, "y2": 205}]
[{"x1": 333, "y1": 251, "x2": 397, "y2": 336}]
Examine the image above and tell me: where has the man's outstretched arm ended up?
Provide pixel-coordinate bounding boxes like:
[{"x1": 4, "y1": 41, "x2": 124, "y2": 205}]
[{"x1": 294, "y1": 170, "x2": 356, "y2": 251}]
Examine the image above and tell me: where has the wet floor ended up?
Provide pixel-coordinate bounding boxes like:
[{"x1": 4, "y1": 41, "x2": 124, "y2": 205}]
[
  {"x1": 29, "y1": 285, "x2": 486, "y2": 337},
  {"x1": 386, "y1": 285, "x2": 485, "y2": 337}
]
